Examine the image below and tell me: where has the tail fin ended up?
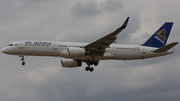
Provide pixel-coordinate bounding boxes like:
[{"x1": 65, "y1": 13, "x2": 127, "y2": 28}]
[{"x1": 142, "y1": 22, "x2": 173, "y2": 48}]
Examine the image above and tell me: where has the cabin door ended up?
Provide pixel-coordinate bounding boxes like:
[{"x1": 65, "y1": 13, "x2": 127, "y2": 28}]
[
  {"x1": 142, "y1": 48, "x2": 146, "y2": 54},
  {"x1": 53, "y1": 43, "x2": 57, "y2": 50},
  {"x1": 19, "y1": 42, "x2": 23, "y2": 49}
]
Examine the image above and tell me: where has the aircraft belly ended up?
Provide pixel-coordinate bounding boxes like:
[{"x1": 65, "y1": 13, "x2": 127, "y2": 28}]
[{"x1": 113, "y1": 51, "x2": 142, "y2": 60}]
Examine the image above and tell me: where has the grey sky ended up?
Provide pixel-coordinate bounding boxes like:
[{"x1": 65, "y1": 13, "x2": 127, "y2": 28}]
[{"x1": 0, "y1": 0, "x2": 180, "y2": 101}]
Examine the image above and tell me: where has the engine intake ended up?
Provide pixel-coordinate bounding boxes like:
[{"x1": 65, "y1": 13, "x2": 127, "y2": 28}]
[{"x1": 61, "y1": 59, "x2": 82, "y2": 68}]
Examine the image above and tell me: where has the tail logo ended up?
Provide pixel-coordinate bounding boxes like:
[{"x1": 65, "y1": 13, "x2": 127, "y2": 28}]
[
  {"x1": 156, "y1": 28, "x2": 166, "y2": 40},
  {"x1": 154, "y1": 28, "x2": 167, "y2": 44}
]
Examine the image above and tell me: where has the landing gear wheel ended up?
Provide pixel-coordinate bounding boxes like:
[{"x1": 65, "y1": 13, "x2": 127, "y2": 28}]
[
  {"x1": 85, "y1": 67, "x2": 90, "y2": 71},
  {"x1": 22, "y1": 62, "x2": 25, "y2": 65},
  {"x1": 90, "y1": 67, "x2": 94, "y2": 72},
  {"x1": 90, "y1": 61, "x2": 94, "y2": 65},
  {"x1": 90, "y1": 60, "x2": 99, "y2": 66},
  {"x1": 94, "y1": 61, "x2": 98, "y2": 66},
  {"x1": 85, "y1": 67, "x2": 94, "y2": 72}
]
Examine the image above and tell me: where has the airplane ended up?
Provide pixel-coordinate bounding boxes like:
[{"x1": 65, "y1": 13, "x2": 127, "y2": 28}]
[{"x1": 2, "y1": 17, "x2": 179, "y2": 72}]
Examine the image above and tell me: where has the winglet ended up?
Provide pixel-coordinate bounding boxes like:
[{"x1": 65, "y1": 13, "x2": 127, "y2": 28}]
[{"x1": 120, "y1": 17, "x2": 130, "y2": 29}]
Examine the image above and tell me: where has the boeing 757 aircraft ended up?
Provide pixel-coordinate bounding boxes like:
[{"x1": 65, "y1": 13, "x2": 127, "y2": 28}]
[{"x1": 2, "y1": 17, "x2": 178, "y2": 72}]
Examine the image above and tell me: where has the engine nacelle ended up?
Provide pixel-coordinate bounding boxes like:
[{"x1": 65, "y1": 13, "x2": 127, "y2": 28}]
[
  {"x1": 61, "y1": 59, "x2": 82, "y2": 68},
  {"x1": 67, "y1": 47, "x2": 90, "y2": 57}
]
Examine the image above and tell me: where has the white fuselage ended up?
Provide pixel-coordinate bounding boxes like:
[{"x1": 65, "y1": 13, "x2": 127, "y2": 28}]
[{"x1": 2, "y1": 40, "x2": 173, "y2": 61}]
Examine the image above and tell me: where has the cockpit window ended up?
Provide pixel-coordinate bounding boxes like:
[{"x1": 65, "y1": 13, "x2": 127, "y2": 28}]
[{"x1": 8, "y1": 44, "x2": 13, "y2": 46}]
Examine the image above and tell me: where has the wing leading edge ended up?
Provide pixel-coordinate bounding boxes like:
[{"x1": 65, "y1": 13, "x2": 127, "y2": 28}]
[{"x1": 84, "y1": 17, "x2": 129, "y2": 54}]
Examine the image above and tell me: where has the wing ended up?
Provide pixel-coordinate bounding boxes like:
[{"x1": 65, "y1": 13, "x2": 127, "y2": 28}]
[{"x1": 84, "y1": 17, "x2": 129, "y2": 56}]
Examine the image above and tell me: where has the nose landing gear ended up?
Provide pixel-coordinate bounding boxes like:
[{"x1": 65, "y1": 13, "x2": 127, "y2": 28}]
[
  {"x1": 19, "y1": 55, "x2": 25, "y2": 65},
  {"x1": 22, "y1": 61, "x2": 25, "y2": 65}
]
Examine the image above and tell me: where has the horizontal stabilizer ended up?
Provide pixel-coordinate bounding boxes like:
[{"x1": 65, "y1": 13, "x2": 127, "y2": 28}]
[{"x1": 153, "y1": 42, "x2": 179, "y2": 52}]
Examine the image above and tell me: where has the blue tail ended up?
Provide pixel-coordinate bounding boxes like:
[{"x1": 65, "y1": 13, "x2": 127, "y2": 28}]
[{"x1": 142, "y1": 22, "x2": 173, "y2": 48}]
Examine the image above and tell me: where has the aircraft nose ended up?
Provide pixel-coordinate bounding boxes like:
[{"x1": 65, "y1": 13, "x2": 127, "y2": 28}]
[{"x1": 1, "y1": 47, "x2": 8, "y2": 54}]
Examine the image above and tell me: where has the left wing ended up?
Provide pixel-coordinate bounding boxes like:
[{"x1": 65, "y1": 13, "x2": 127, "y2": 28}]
[{"x1": 84, "y1": 17, "x2": 129, "y2": 56}]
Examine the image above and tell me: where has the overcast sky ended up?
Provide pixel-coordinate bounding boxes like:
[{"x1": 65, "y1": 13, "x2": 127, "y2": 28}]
[{"x1": 0, "y1": 0, "x2": 180, "y2": 101}]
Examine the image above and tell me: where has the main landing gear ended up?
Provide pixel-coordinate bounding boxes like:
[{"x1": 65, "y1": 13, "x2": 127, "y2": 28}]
[
  {"x1": 85, "y1": 60, "x2": 99, "y2": 72},
  {"x1": 19, "y1": 55, "x2": 25, "y2": 65},
  {"x1": 85, "y1": 66, "x2": 94, "y2": 72}
]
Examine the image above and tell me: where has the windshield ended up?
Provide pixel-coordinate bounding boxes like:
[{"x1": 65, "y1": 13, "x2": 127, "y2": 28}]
[{"x1": 7, "y1": 44, "x2": 13, "y2": 46}]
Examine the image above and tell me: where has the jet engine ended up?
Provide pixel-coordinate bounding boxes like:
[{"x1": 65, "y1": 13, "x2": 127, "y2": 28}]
[
  {"x1": 67, "y1": 47, "x2": 90, "y2": 57},
  {"x1": 61, "y1": 59, "x2": 82, "y2": 68}
]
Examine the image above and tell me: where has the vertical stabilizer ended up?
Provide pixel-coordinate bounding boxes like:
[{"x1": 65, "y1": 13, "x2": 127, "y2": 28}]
[{"x1": 142, "y1": 22, "x2": 173, "y2": 48}]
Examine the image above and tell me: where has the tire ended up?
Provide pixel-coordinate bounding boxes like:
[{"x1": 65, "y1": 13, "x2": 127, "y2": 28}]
[
  {"x1": 22, "y1": 62, "x2": 25, "y2": 65},
  {"x1": 85, "y1": 67, "x2": 90, "y2": 71},
  {"x1": 90, "y1": 67, "x2": 94, "y2": 72}
]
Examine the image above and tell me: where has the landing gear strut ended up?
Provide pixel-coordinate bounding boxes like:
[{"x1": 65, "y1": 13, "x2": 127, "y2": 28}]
[{"x1": 19, "y1": 55, "x2": 25, "y2": 66}]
